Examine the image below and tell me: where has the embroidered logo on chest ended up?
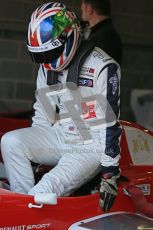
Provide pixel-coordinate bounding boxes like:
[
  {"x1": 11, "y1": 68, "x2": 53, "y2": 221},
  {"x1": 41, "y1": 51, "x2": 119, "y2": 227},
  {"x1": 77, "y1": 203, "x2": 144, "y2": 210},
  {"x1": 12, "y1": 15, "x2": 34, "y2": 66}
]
[
  {"x1": 78, "y1": 77, "x2": 93, "y2": 87},
  {"x1": 80, "y1": 67, "x2": 95, "y2": 77}
]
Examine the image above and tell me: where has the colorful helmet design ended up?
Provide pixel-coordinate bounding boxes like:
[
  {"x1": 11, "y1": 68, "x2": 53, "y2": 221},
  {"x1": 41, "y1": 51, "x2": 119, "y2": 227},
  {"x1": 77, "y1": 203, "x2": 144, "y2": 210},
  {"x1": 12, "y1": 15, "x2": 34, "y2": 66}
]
[{"x1": 27, "y1": 2, "x2": 81, "y2": 71}]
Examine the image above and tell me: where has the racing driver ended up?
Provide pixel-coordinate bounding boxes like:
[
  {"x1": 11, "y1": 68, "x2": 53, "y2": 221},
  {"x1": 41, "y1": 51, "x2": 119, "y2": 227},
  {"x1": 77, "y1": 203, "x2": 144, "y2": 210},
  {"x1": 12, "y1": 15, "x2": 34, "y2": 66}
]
[{"x1": 1, "y1": 2, "x2": 122, "y2": 212}]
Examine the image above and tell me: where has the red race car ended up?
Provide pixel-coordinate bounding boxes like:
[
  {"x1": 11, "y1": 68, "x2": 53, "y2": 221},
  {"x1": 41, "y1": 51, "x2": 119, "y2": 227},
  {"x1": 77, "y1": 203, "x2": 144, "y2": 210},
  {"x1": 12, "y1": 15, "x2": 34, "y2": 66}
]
[{"x1": 0, "y1": 113, "x2": 153, "y2": 229}]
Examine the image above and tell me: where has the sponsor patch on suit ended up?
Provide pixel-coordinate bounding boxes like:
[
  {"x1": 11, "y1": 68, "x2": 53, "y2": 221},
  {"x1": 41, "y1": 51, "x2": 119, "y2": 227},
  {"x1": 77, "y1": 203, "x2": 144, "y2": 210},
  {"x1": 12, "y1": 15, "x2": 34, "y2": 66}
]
[
  {"x1": 80, "y1": 67, "x2": 95, "y2": 77},
  {"x1": 78, "y1": 77, "x2": 93, "y2": 87}
]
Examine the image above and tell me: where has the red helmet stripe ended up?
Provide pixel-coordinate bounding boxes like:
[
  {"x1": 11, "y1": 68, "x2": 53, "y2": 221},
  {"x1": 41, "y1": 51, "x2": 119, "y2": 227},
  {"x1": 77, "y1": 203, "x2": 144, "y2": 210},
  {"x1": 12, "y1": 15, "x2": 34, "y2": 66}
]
[{"x1": 30, "y1": 30, "x2": 39, "y2": 46}]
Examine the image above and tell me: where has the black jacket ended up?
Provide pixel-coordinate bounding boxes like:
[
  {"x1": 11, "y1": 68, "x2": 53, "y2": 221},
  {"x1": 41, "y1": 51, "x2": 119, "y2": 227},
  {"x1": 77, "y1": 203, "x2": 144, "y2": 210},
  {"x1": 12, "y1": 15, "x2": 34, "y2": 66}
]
[{"x1": 89, "y1": 18, "x2": 122, "y2": 65}]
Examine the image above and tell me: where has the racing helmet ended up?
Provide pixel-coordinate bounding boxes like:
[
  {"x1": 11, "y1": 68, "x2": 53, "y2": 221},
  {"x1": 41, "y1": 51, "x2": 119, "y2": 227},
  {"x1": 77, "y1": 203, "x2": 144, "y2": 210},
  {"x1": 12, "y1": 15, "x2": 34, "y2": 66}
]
[{"x1": 27, "y1": 2, "x2": 81, "y2": 71}]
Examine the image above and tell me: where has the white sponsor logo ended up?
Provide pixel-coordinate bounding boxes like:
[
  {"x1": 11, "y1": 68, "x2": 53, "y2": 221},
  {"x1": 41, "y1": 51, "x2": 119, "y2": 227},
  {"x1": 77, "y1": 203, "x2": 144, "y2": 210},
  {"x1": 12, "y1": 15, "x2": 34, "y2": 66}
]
[
  {"x1": 0, "y1": 224, "x2": 51, "y2": 230},
  {"x1": 137, "y1": 184, "x2": 151, "y2": 196},
  {"x1": 27, "y1": 39, "x2": 62, "y2": 53},
  {"x1": 0, "y1": 226, "x2": 26, "y2": 230}
]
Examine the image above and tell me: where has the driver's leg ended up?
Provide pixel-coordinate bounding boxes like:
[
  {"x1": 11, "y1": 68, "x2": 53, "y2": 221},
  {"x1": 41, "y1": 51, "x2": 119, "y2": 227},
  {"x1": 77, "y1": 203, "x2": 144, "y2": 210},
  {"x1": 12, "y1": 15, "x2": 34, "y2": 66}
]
[
  {"x1": 1, "y1": 126, "x2": 62, "y2": 194},
  {"x1": 28, "y1": 143, "x2": 102, "y2": 196}
]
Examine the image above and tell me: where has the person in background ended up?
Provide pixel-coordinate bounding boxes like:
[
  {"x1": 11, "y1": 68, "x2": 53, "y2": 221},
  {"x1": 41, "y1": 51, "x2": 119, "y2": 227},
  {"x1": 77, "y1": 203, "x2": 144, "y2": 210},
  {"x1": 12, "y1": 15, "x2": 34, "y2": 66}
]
[
  {"x1": 1, "y1": 2, "x2": 121, "y2": 212},
  {"x1": 81, "y1": 0, "x2": 122, "y2": 65}
]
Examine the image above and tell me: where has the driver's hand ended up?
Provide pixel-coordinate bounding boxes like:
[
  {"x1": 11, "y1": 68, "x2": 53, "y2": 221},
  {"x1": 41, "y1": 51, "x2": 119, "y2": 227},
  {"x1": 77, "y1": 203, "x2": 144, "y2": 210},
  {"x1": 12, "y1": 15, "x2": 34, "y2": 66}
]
[{"x1": 100, "y1": 173, "x2": 120, "y2": 212}]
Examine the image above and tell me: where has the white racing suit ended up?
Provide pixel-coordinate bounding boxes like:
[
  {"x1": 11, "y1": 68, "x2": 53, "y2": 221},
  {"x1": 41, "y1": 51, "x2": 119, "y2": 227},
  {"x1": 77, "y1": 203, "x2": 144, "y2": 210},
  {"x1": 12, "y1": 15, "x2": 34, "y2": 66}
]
[{"x1": 1, "y1": 47, "x2": 122, "y2": 195}]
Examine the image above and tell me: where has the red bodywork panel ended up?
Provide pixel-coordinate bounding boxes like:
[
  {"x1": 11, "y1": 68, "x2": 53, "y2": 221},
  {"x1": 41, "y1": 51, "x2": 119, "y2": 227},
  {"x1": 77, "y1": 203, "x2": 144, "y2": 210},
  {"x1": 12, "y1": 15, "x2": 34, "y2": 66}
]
[{"x1": 0, "y1": 187, "x2": 135, "y2": 229}]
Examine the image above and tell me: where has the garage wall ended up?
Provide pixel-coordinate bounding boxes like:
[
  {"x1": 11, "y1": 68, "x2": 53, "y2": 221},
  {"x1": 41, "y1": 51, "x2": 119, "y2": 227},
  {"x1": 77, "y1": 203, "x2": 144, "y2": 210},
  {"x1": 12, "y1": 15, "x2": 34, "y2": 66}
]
[
  {"x1": 111, "y1": 0, "x2": 153, "y2": 121},
  {"x1": 0, "y1": 0, "x2": 153, "y2": 123}
]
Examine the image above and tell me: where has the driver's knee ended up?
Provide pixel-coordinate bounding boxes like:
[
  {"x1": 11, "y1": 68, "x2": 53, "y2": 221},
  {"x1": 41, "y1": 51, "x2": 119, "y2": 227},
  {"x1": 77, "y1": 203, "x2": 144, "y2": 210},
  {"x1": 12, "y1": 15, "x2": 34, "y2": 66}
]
[{"x1": 1, "y1": 130, "x2": 24, "y2": 159}]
